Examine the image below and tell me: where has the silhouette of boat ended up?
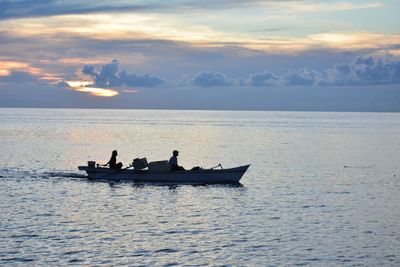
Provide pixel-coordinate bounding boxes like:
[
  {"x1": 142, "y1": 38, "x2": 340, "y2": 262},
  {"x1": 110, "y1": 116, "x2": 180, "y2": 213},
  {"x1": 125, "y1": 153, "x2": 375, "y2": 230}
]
[{"x1": 78, "y1": 164, "x2": 250, "y2": 184}]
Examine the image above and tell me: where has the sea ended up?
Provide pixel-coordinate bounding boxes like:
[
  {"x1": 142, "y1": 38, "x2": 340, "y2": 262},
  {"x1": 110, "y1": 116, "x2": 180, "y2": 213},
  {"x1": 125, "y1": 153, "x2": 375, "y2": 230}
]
[{"x1": 0, "y1": 108, "x2": 399, "y2": 266}]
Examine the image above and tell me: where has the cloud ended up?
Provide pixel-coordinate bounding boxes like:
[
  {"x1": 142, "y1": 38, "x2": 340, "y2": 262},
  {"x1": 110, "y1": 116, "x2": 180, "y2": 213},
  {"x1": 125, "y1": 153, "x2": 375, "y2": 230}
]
[
  {"x1": 241, "y1": 53, "x2": 400, "y2": 87},
  {"x1": 324, "y1": 54, "x2": 400, "y2": 85},
  {"x1": 0, "y1": 0, "x2": 270, "y2": 21},
  {"x1": 283, "y1": 68, "x2": 322, "y2": 86},
  {"x1": 0, "y1": 60, "x2": 42, "y2": 76},
  {"x1": 82, "y1": 64, "x2": 96, "y2": 76},
  {"x1": 122, "y1": 72, "x2": 165, "y2": 87},
  {"x1": 0, "y1": 0, "x2": 154, "y2": 20},
  {"x1": 82, "y1": 59, "x2": 165, "y2": 88},
  {"x1": 0, "y1": 1, "x2": 299, "y2": 20},
  {"x1": 246, "y1": 71, "x2": 280, "y2": 87},
  {"x1": 93, "y1": 59, "x2": 121, "y2": 87},
  {"x1": 0, "y1": 60, "x2": 61, "y2": 83},
  {"x1": 2, "y1": 11, "x2": 399, "y2": 54},
  {"x1": 190, "y1": 71, "x2": 233, "y2": 87},
  {"x1": 243, "y1": 68, "x2": 321, "y2": 86},
  {"x1": 160, "y1": 53, "x2": 400, "y2": 88},
  {"x1": 262, "y1": 1, "x2": 384, "y2": 13}
]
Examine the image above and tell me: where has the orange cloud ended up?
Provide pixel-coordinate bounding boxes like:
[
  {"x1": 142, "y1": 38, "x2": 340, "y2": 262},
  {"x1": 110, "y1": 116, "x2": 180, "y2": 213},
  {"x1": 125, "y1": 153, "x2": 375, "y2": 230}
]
[
  {"x1": 2, "y1": 13, "x2": 399, "y2": 54},
  {"x1": 58, "y1": 53, "x2": 150, "y2": 66},
  {"x1": 59, "y1": 57, "x2": 110, "y2": 65},
  {"x1": 0, "y1": 60, "x2": 61, "y2": 82},
  {"x1": 0, "y1": 61, "x2": 41, "y2": 76},
  {"x1": 309, "y1": 32, "x2": 400, "y2": 49}
]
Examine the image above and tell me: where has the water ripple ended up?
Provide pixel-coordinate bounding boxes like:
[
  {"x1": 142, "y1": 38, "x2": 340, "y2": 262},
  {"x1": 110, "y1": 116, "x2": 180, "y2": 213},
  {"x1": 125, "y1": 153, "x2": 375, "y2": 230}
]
[{"x1": 1, "y1": 109, "x2": 400, "y2": 266}]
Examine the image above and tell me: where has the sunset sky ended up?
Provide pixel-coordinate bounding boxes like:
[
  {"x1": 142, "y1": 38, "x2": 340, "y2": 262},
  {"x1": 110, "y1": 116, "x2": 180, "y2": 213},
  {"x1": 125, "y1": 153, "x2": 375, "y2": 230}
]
[{"x1": 0, "y1": 0, "x2": 399, "y2": 110}]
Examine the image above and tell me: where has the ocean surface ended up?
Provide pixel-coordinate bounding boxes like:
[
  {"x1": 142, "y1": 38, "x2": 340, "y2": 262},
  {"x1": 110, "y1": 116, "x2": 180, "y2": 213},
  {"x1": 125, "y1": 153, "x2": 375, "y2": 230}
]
[{"x1": 0, "y1": 108, "x2": 399, "y2": 266}]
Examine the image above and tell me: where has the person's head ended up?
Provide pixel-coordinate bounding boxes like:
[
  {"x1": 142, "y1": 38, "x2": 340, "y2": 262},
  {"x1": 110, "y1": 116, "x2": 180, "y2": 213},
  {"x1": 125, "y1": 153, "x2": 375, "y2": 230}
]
[
  {"x1": 112, "y1": 150, "x2": 118, "y2": 156},
  {"x1": 173, "y1": 150, "x2": 179, "y2": 156}
]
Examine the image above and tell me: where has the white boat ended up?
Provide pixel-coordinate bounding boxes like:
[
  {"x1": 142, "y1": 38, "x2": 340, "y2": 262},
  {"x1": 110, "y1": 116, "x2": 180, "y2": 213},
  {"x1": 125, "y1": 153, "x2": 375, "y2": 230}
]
[{"x1": 77, "y1": 165, "x2": 250, "y2": 184}]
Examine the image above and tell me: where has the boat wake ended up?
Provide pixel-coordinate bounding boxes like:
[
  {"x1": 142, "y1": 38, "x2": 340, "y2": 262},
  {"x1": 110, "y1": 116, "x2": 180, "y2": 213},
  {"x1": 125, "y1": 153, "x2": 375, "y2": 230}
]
[
  {"x1": 44, "y1": 171, "x2": 87, "y2": 179},
  {"x1": 0, "y1": 168, "x2": 87, "y2": 180},
  {"x1": 343, "y1": 164, "x2": 375, "y2": 169}
]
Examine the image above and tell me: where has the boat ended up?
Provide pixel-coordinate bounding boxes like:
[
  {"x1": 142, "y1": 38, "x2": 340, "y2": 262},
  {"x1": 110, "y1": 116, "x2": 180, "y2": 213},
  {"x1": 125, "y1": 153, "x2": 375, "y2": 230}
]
[{"x1": 77, "y1": 164, "x2": 250, "y2": 184}]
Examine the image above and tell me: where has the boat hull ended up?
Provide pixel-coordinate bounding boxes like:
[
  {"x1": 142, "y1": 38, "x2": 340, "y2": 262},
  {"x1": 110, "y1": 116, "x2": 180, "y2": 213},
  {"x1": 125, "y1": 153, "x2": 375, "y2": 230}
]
[{"x1": 78, "y1": 165, "x2": 249, "y2": 184}]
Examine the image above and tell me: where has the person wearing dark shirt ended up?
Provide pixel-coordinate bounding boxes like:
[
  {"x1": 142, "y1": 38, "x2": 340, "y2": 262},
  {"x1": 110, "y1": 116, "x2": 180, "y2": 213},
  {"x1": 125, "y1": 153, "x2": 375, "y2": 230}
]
[
  {"x1": 104, "y1": 150, "x2": 123, "y2": 170},
  {"x1": 169, "y1": 150, "x2": 185, "y2": 170}
]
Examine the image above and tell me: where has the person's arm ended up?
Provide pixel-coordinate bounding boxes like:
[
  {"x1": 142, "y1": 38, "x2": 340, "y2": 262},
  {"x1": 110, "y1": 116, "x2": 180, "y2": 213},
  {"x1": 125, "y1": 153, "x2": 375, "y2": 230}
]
[{"x1": 101, "y1": 158, "x2": 111, "y2": 167}]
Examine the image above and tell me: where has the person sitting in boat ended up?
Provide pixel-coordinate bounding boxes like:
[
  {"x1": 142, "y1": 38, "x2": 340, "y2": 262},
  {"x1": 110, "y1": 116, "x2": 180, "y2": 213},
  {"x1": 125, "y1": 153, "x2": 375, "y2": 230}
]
[
  {"x1": 169, "y1": 150, "x2": 185, "y2": 171},
  {"x1": 103, "y1": 150, "x2": 123, "y2": 170}
]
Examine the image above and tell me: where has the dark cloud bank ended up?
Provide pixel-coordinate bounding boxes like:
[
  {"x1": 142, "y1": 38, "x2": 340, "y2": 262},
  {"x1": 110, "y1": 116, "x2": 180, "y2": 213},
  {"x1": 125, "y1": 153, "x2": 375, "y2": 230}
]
[
  {"x1": 81, "y1": 54, "x2": 400, "y2": 88},
  {"x1": 197, "y1": 54, "x2": 400, "y2": 87}
]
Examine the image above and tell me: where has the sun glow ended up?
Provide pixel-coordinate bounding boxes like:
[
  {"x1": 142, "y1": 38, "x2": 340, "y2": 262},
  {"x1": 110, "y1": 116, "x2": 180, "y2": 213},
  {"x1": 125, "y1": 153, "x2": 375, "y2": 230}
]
[
  {"x1": 66, "y1": 80, "x2": 119, "y2": 97},
  {"x1": 75, "y1": 87, "x2": 119, "y2": 97},
  {"x1": 66, "y1": 81, "x2": 92, "y2": 87}
]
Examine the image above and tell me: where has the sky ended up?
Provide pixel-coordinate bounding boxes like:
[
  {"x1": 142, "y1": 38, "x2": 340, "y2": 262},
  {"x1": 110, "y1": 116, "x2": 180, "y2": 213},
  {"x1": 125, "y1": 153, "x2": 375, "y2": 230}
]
[{"x1": 0, "y1": 0, "x2": 399, "y2": 111}]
